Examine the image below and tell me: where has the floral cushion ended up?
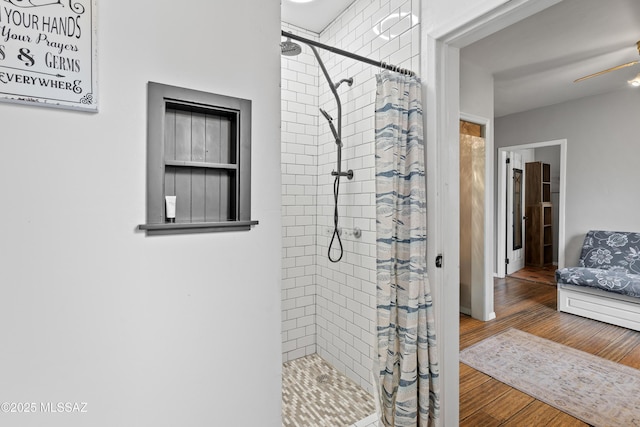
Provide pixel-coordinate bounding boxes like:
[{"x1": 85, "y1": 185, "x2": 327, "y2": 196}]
[
  {"x1": 556, "y1": 230, "x2": 640, "y2": 298},
  {"x1": 556, "y1": 267, "x2": 640, "y2": 298},
  {"x1": 578, "y1": 230, "x2": 640, "y2": 274}
]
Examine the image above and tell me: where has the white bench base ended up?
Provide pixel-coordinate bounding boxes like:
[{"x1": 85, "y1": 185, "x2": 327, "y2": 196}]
[{"x1": 557, "y1": 284, "x2": 640, "y2": 332}]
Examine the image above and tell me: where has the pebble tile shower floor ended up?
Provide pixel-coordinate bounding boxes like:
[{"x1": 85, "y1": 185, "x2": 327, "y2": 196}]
[{"x1": 282, "y1": 354, "x2": 377, "y2": 427}]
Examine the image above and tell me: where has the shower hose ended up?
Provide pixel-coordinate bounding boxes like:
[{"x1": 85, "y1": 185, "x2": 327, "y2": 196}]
[{"x1": 328, "y1": 175, "x2": 343, "y2": 263}]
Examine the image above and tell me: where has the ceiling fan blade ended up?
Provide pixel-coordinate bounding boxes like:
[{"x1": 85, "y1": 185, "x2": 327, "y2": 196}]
[{"x1": 574, "y1": 60, "x2": 639, "y2": 83}]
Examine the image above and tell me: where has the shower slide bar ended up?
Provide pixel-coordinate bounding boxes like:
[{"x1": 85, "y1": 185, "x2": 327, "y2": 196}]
[{"x1": 281, "y1": 30, "x2": 416, "y2": 77}]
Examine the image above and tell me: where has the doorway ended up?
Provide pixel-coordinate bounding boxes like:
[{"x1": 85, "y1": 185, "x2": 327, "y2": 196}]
[
  {"x1": 424, "y1": 1, "x2": 564, "y2": 423},
  {"x1": 458, "y1": 114, "x2": 495, "y2": 321},
  {"x1": 459, "y1": 120, "x2": 484, "y2": 316},
  {"x1": 497, "y1": 140, "x2": 567, "y2": 279}
]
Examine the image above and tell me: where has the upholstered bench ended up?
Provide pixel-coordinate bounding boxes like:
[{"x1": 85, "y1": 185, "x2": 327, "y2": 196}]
[{"x1": 556, "y1": 230, "x2": 640, "y2": 331}]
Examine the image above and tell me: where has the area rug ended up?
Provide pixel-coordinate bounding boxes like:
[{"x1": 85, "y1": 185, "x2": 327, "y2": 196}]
[{"x1": 460, "y1": 328, "x2": 640, "y2": 427}]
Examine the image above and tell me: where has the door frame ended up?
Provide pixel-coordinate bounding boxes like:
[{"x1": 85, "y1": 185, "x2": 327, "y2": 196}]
[
  {"x1": 460, "y1": 113, "x2": 495, "y2": 322},
  {"x1": 424, "y1": 0, "x2": 562, "y2": 423},
  {"x1": 496, "y1": 139, "x2": 567, "y2": 278}
]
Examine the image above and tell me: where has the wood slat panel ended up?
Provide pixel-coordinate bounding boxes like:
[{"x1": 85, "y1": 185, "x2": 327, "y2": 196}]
[
  {"x1": 191, "y1": 113, "x2": 206, "y2": 222},
  {"x1": 191, "y1": 112, "x2": 206, "y2": 162},
  {"x1": 161, "y1": 108, "x2": 238, "y2": 223},
  {"x1": 220, "y1": 117, "x2": 231, "y2": 163},
  {"x1": 205, "y1": 115, "x2": 221, "y2": 220},
  {"x1": 205, "y1": 170, "x2": 222, "y2": 222},
  {"x1": 191, "y1": 168, "x2": 205, "y2": 222},
  {"x1": 206, "y1": 115, "x2": 221, "y2": 163},
  {"x1": 174, "y1": 110, "x2": 192, "y2": 221},
  {"x1": 164, "y1": 109, "x2": 176, "y2": 162},
  {"x1": 174, "y1": 110, "x2": 191, "y2": 161},
  {"x1": 220, "y1": 171, "x2": 231, "y2": 220},
  {"x1": 164, "y1": 110, "x2": 176, "y2": 203},
  {"x1": 164, "y1": 167, "x2": 176, "y2": 200},
  {"x1": 174, "y1": 169, "x2": 191, "y2": 222}
]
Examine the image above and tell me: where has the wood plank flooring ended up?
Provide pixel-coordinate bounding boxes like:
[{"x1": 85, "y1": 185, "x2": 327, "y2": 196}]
[
  {"x1": 508, "y1": 265, "x2": 556, "y2": 285},
  {"x1": 460, "y1": 276, "x2": 640, "y2": 426}
]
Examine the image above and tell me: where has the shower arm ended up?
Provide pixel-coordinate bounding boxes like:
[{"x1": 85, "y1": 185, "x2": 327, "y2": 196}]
[
  {"x1": 310, "y1": 45, "x2": 341, "y2": 140},
  {"x1": 309, "y1": 45, "x2": 353, "y2": 180}
]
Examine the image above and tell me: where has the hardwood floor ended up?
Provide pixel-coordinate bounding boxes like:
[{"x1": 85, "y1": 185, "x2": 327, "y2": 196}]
[
  {"x1": 508, "y1": 265, "x2": 556, "y2": 285},
  {"x1": 460, "y1": 276, "x2": 640, "y2": 426}
]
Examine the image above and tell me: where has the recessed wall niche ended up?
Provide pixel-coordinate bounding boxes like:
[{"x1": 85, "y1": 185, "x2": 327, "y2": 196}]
[{"x1": 139, "y1": 82, "x2": 257, "y2": 234}]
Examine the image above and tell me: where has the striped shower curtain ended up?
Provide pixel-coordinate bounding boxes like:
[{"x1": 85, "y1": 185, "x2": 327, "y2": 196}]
[{"x1": 373, "y1": 70, "x2": 440, "y2": 426}]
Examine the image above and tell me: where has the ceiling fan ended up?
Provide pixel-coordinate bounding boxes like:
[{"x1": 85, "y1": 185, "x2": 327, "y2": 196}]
[{"x1": 574, "y1": 41, "x2": 640, "y2": 84}]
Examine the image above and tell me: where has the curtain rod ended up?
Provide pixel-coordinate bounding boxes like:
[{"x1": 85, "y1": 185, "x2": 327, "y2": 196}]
[{"x1": 281, "y1": 30, "x2": 416, "y2": 77}]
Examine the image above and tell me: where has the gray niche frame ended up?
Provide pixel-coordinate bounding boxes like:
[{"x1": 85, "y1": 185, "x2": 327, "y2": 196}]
[{"x1": 139, "y1": 82, "x2": 258, "y2": 234}]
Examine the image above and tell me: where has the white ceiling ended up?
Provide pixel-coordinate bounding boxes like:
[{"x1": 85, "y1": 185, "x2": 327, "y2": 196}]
[
  {"x1": 462, "y1": 0, "x2": 640, "y2": 117},
  {"x1": 281, "y1": 0, "x2": 357, "y2": 34},
  {"x1": 281, "y1": 0, "x2": 640, "y2": 118}
]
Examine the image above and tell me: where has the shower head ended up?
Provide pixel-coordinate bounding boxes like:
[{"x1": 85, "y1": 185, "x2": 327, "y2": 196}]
[
  {"x1": 319, "y1": 108, "x2": 342, "y2": 147},
  {"x1": 280, "y1": 38, "x2": 302, "y2": 56}
]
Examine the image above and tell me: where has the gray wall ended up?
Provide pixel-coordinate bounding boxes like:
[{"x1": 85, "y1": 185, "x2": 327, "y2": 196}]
[
  {"x1": 460, "y1": 58, "x2": 495, "y2": 119},
  {"x1": 495, "y1": 89, "x2": 640, "y2": 265},
  {"x1": 0, "y1": 2, "x2": 282, "y2": 426}
]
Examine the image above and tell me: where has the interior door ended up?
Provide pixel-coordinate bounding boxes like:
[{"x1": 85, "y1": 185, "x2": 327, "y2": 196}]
[{"x1": 506, "y1": 152, "x2": 525, "y2": 274}]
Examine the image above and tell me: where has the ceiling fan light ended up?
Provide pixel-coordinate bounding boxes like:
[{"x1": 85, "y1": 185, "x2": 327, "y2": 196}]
[{"x1": 628, "y1": 73, "x2": 640, "y2": 87}]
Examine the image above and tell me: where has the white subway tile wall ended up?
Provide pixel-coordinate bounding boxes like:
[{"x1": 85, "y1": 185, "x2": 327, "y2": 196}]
[
  {"x1": 282, "y1": 24, "x2": 320, "y2": 363},
  {"x1": 281, "y1": 0, "x2": 420, "y2": 392}
]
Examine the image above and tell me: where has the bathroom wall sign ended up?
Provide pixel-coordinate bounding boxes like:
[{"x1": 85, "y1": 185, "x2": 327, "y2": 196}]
[{"x1": 0, "y1": 0, "x2": 97, "y2": 111}]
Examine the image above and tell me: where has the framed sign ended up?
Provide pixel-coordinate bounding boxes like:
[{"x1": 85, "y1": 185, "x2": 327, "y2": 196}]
[{"x1": 0, "y1": 0, "x2": 97, "y2": 111}]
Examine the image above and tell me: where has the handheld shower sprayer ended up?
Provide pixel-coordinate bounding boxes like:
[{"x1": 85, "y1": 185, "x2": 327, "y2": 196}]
[
  {"x1": 319, "y1": 108, "x2": 332, "y2": 122},
  {"x1": 320, "y1": 108, "x2": 342, "y2": 147}
]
